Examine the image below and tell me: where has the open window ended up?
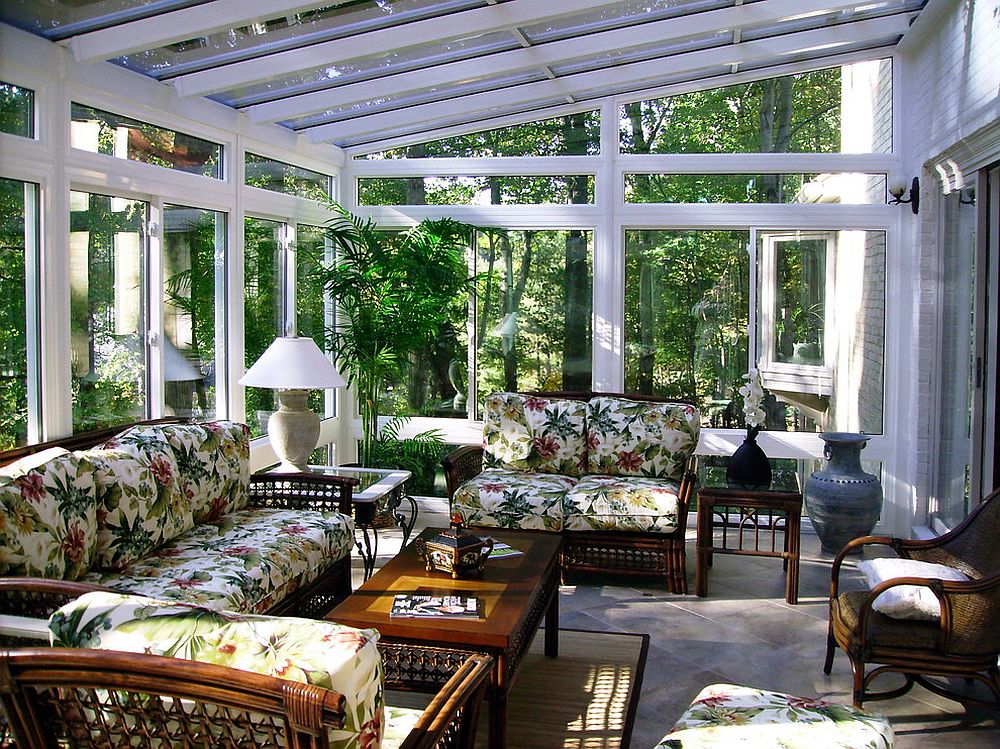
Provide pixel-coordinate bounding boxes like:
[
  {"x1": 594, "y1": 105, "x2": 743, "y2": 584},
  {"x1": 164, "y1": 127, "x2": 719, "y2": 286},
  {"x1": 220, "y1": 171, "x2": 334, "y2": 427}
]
[{"x1": 757, "y1": 230, "x2": 835, "y2": 424}]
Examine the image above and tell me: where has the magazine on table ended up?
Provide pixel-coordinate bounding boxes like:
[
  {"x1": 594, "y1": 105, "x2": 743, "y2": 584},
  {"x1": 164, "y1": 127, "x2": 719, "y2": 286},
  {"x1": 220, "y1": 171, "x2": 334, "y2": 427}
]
[
  {"x1": 390, "y1": 594, "x2": 483, "y2": 619},
  {"x1": 486, "y1": 539, "x2": 524, "y2": 559}
]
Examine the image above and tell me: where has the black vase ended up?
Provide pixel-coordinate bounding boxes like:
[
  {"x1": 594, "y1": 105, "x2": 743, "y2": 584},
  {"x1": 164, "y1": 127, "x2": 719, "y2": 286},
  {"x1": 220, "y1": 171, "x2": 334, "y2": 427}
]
[{"x1": 726, "y1": 431, "x2": 772, "y2": 490}]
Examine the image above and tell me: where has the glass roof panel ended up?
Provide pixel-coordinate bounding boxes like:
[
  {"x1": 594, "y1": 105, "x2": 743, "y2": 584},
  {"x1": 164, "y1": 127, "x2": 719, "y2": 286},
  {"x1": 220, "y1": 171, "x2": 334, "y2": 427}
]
[
  {"x1": 114, "y1": 0, "x2": 485, "y2": 79},
  {"x1": 0, "y1": 0, "x2": 201, "y2": 41},
  {"x1": 280, "y1": 68, "x2": 546, "y2": 130},
  {"x1": 521, "y1": 0, "x2": 741, "y2": 44},
  {"x1": 550, "y1": 32, "x2": 732, "y2": 77},
  {"x1": 212, "y1": 30, "x2": 518, "y2": 108},
  {"x1": 741, "y1": 0, "x2": 926, "y2": 41}
]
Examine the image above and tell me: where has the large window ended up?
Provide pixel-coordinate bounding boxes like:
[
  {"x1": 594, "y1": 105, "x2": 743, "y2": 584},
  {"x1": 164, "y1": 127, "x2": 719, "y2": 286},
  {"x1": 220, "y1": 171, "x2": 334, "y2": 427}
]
[
  {"x1": 245, "y1": 153, "x2": 330, "y2": 201},
  {"x1": 295, "y1": 223, "x2": 333, "y2": 419},
  {"x1": 0, "y1": 178, "x2": 35, "y2": 448},
  {"x1": 625, "y1": 173, "x2": 887, "y2": 204},
  {"x1": 243, "y1": 217, "x2": 284, "y2": 437},
  {"x1": 624, "y1": 227, "x2": 885, "y2": 434},
  {"x1": 359, "y1": 175, "x2": 595, "y2": 206},
  {"x1": 70, "y1": 103, "x2": 223, "y2": 178},
  {"x1": 620, "y1": 60, "x2": 892, "y2": 155},
  {"x1": 70, "y1": 191, "x2": 147, "y2": 432},
  {"x1": 163, "y1": 205, "x2": 225, "y2": 420},
  {"x1": 474, "y1": 229, "x2": 593, "y2": 412}
]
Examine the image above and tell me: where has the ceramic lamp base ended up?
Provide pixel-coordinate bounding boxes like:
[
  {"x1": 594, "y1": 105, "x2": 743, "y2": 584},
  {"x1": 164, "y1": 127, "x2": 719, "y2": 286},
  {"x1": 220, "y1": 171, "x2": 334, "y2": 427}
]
[{"x1": 267, "y1": 389, "x2": 319, "y2": 472}]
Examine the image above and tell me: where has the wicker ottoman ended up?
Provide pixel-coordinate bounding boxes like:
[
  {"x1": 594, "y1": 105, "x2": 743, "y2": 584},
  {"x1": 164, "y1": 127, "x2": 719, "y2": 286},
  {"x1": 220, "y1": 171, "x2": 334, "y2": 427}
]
[{"x1": 656, "y1": 683, "x2": 893, "y2": 748}]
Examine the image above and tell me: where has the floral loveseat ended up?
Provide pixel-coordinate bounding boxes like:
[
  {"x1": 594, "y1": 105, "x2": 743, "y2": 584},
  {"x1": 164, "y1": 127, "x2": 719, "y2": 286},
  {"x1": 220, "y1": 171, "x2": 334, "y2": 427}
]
[
  {"x1": 443, "y1": 391, "x2": 700, "y2": 592},
  {"x1": 0, "y1": 590, "x2": 491, "y2": 749},
  {"x1": 0, "y1": 419, "x2": 356, "y2": 622}
]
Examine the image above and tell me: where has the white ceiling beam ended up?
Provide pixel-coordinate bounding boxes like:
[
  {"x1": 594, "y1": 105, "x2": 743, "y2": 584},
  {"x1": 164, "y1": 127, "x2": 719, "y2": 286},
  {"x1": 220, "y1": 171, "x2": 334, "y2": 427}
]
[
  {"x1": 305, "y1": 14, "x2": 912, "y2": 144},
  {"x1": 69, "y1": 1, "x2": 351, "y2": 64},
  {"x1": 170, "y1": 0, "x2": 627, "y2": 97},
  {"x1": 245, "y1": 0, "x2": 871, "y2": 124}
]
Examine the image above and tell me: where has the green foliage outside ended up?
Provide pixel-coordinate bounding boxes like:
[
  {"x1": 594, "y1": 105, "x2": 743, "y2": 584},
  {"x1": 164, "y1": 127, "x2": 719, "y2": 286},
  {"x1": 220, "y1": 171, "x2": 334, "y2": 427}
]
[
  {"x1": 0, "y1": 82, "x2": 32, "y2": 138},
  {"x1": 0, "y1": 178, "x2": 28, "y2": 448}
]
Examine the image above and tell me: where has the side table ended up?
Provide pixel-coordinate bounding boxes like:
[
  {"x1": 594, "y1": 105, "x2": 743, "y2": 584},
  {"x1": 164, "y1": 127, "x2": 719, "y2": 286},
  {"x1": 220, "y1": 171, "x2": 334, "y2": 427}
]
[
  {"x1": 256, "y1": 465, "x2": 414, "y2": 581},
  {"x1": 695, "y1": 470, "x2": 803, "y2": 604}
]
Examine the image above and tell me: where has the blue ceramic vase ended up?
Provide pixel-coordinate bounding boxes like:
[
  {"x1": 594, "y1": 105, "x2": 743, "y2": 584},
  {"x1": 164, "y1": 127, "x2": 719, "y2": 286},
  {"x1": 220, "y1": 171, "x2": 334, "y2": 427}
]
[
  {"x1": 804, "y1": 432, "x2": 883, "y2": 553},
  {"x1": 726, "y1": 428, "x2": 772, "y2": 490}
]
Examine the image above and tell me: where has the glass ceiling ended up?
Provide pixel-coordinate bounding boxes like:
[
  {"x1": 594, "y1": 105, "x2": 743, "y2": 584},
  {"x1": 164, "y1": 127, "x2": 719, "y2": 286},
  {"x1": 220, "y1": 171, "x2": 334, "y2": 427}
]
[{"x1": 0, "y1": 0, "x2": 928, "y2": 150}]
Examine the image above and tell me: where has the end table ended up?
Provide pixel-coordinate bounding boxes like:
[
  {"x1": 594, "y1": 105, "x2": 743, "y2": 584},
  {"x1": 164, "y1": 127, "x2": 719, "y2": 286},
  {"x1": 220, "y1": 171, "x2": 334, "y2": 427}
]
[{"x1": 695, "y1": 467, "x2": 802, "y2": 604}]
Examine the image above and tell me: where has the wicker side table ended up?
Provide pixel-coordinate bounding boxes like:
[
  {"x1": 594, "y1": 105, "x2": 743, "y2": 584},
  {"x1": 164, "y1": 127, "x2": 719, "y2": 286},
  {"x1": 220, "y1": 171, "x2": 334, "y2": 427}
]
[{"x1": 695, "y1": 475, "x2": 803, "y2": 604}]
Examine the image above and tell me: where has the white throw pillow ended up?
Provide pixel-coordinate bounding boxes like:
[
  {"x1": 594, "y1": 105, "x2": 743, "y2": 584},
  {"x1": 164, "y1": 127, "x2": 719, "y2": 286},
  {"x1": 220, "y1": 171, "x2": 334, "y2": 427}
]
[{"x1": 857, "y1": 558, "x2": 969, "y2": 620}]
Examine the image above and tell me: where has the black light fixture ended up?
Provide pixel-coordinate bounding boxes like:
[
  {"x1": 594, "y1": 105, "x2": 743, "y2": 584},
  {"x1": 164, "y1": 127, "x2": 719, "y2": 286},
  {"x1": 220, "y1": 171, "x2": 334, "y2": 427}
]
[
  {"x1": 959, "y1": 187, "x2": 976, "y2": 206},
  {"x1": 888, "y1": 176, "x2": 919, "y2": 214}
]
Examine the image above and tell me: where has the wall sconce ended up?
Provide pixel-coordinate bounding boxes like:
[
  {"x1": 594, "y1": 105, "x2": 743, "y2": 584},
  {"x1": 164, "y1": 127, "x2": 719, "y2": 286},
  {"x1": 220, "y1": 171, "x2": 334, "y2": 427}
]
[
  {"x1": 888, "y1": 176, "x2": 919, "y2": 214},
  {"x1": 959, "y1": 187, "x2": 976, "y2": 206}
]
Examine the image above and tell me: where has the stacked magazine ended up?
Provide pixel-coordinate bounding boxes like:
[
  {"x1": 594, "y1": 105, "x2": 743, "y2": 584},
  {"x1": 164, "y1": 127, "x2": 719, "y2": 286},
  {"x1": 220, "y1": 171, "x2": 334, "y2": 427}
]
[
  {"x1": 487, "y1": 539, "x2": 524, "y2": 559},
  {"x1": 390, "y1": 594, "x2": 482, "y2": 619}
]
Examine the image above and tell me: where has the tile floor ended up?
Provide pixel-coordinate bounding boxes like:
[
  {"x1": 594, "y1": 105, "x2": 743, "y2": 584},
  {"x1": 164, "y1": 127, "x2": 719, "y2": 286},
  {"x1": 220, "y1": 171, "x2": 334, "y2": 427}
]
[{"x1": 354, "y1": 498, "x2": 1000, "y2": 748}]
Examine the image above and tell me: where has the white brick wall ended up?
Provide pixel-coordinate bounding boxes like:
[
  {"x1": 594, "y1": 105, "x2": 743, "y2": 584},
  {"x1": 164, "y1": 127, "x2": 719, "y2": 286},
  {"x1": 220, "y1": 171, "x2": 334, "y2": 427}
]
[{"x1": 898, "y1": 0, "x2": 1000, "y2": 526}]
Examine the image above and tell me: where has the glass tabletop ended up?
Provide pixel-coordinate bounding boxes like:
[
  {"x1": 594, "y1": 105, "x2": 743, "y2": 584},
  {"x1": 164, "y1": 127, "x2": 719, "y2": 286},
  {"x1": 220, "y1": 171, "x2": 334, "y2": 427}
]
[
  {"x1": 698, "y1": 461, "x2": 800, "y2": 493},
  {"x1": 303, "y1": 465, "x2": 411, "y2": 502}
]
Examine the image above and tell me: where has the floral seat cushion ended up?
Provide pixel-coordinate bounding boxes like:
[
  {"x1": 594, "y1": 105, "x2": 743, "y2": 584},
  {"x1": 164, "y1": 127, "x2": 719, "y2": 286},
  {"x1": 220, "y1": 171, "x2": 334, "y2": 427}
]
[
  {"x1": 452, "y1": 468, "x2": 576, "y2": 531},
  {"x1": 564, "y1": 474, "x2": 681, "y2": 533},
  {"x1": 82, "y1": 506, "x2": 354, "y2": 613},
  {"x1": 656, "y1": 683, "x2": 893, "y2": 748},
  {"x1": 0, "y1": 452, "x2": 97, "y2": 580},
  {"x1": 483, "y1": 393, "x2": 588, "y2": 477},
  {"x1": 587, "y1": 397, "x2": 700, "y2": 480},
  {"x1": 49, "y1": 591, "x2": 384, "y2": 749},
  {"x1": 108, "y1": 420, "x2": 251, "y2": 525}
]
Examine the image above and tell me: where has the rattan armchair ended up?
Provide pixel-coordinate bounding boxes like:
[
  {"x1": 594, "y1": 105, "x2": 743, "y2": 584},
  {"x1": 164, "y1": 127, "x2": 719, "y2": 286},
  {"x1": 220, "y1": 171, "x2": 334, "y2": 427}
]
[
  {"x1": 0, "y1": 648, "x2": 492, "y2": 749},
  {"x1": 824, "y1": 487, "x2": 1000, "y2": 709}
]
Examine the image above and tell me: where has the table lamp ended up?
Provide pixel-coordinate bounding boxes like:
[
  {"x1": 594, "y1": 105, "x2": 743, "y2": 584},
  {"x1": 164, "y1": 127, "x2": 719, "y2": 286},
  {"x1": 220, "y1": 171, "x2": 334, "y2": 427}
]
[{"x1": 239, "y1": 335, "x2": 346, "y2": 472}]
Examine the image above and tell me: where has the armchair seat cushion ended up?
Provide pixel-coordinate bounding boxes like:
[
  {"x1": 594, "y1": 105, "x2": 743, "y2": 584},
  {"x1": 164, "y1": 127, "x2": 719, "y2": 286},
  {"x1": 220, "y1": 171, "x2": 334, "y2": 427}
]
[
  {"x1": 657, "y1": 683, "x2": 893, "y2": 748},
  {"x1": 82, "y1": 507, "x2": 354, "y2": 613},
  {"x1": 452, "y1": 468, "x2": 575, "y2": 531},
  {"x1": 564, "y1": 474, "x2": 681, "y2": 533},
  {"x1": 833, "y1": 590, "x2": 940, "y2": 651},
  {"x1": 49, "y1": 591, "x2": 383, "y2": 749}
]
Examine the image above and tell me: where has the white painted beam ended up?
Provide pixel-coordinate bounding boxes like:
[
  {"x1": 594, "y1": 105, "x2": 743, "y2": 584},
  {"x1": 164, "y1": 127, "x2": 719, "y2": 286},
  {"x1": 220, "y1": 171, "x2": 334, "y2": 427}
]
[
  {"x1": 170, "y1": 0, "x2": 626, "y2": 97},
  {"x1": 70, "y1": 1, "x2": 351, "y2": 64},
  {"x1": 245, "y1": 0, "x2": 874, "y2": 124},
  {"x1": 305, "y1": 14, "x2": 913, "y2": 144}
]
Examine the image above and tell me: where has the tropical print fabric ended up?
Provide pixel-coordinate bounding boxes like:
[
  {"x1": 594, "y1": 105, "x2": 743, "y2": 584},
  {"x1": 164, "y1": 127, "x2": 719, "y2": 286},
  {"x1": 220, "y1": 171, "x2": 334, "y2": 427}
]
[
  {"x1": 452, "y1": 468, "x2": 574, "y2": 531},
  {"x1": 382, "y1": 706, "x2": 423, "y2": 749},
  {"x1": 482, "y1": 393, "x2": 588, "y2": 476},
  {"x1": 82, "y1": 507, "x2": 355, "y2": 613},
  {"x1": 587, "y1": 397, "x2": 700, "y2": 481},
  {"x1": 564, "y1": 475, "x2": 680, "y2": 532},
  {"x1": 0, "y1": 452, "x2": 96, "y2": 580},
  {"x1": 78, "y1": 447, "x2": 194, "y2": 571},
  {"x1": 49, "y1": 591, "x2": 384, "y2": 749},
  {"x1": 657, "y1": 683, "x2": 893, "y2": 749},
  {"x1": 108, "y1": 420, "x2": 251, "y2": 524}
]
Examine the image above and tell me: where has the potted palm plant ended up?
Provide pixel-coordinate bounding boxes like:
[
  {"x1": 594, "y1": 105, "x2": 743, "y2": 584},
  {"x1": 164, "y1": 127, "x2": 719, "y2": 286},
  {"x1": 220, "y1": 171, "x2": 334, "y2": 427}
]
[{"x1": 317, "y1": 202, "x2": 473, "y2": 467}]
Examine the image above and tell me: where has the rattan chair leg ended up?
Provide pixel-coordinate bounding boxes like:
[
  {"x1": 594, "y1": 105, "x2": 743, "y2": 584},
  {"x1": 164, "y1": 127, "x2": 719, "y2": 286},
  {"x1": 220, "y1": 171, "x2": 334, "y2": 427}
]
[{"x1": 823, "y1": 627, "x2": 836, "y2": 674}]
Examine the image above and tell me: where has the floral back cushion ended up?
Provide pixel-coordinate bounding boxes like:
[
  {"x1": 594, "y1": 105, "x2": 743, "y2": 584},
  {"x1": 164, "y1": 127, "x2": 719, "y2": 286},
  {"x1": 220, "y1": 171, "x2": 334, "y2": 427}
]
[
  {"x1": 0, "y1": 452, "x2": 97, "y2": 580},
  {"x1": 50, "y1": 591, "x2": 385, "y2": 749},
  {"x1": 587, "y1": 397, "x2": 700, "y2": 481},
  {"x1": 77, "y1": 447, "x2": 194, "y2": 571},
  {"x1": 110, "y1": 421, "x2": 251, "y2": 524},
  {"x1": 482, "y1": 393, "x2": 588, "y2": 476}
]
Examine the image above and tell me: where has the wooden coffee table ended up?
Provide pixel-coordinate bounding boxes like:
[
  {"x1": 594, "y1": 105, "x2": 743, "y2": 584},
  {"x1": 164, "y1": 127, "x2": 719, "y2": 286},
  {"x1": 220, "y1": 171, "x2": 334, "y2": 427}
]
[{"x1": 327, "y1": 527, "x2": 562, "y2": 749}]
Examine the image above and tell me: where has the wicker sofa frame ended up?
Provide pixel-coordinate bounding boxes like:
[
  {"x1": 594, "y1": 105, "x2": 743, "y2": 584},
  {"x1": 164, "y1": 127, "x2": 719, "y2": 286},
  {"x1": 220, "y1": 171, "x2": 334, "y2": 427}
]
[
  {"x1": 442, "y1": 390, "x2": 698, "y2": 593},
  {"x1": 0, "y1": 647, "x2": 492, "y2": 749},
  {"x1": 0, "y1": 418, "x2": 358, "y2": 623},
  {"x1": 824, "y1": 485, "x2": 1000, "y2": 708}
]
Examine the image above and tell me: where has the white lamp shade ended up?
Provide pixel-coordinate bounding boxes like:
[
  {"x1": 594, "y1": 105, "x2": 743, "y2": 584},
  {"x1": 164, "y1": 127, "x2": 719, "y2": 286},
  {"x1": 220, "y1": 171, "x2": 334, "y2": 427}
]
[{"x1": 239, "y1": 336, "x2": 346, "y2": 389}]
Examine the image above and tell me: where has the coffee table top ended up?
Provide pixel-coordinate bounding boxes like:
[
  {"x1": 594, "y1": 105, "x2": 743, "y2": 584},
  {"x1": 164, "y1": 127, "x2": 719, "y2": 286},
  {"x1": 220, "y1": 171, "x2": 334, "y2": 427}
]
[{"x1": 327, "y1": 527, "x2": 562, "y2": 650}]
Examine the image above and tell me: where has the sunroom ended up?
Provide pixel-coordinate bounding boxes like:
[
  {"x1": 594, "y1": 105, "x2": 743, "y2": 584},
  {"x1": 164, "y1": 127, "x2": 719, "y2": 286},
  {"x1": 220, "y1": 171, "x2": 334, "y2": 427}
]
[{"x1": 0, "y1": 0, "x2": 998, "y2": 745}]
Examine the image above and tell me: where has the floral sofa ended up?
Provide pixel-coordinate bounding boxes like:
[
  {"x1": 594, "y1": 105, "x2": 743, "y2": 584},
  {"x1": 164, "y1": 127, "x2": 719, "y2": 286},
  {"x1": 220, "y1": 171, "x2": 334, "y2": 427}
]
[
  {"x1": 0, "y1": 419, "x2": 355, "y2": 619},
  {"x1": 443, "y1": 391, "x2": 700, "y2": 592},
  {"x1": 0, "y1": 590, "x2": 490, "y2": 749},
  {"x1": 655, "y1": 683, "x2": 893, "y2": 748}
]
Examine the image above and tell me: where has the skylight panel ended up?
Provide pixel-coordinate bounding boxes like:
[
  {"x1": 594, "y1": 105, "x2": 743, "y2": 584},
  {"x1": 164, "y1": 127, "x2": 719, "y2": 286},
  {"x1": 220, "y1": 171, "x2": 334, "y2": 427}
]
[
  {"x1": 111, "y1": 0, "x2": 484, "y2": 79},
  {"x1": 211, "y1": 30, "x2": 518, "y2": 108},
  {"x1": 550, "y1": 32, "x2": 732, "y2": 77},
  {"x1": 0, "y1": 0, "x2": 199, "y2": 41}
]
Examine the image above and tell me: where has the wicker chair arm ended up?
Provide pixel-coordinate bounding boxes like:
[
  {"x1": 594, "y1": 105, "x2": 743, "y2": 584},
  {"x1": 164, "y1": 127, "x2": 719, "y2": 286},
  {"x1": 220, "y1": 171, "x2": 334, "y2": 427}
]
[
  {"x1": 397, "y1": 654, "x2": 493, "y2": 749},
  {"x1": 248, "y1": 472, "x2": 356, "y2": 515},
  {"x1": 829, "y1": 536, "x2": 897, "y2": 599},
  {"x1": 0, "y1": 578, "x2": 110, "y2": 617},
  {"x1": 441, "y1": 445, "x2": 484, "y2": 499}
]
